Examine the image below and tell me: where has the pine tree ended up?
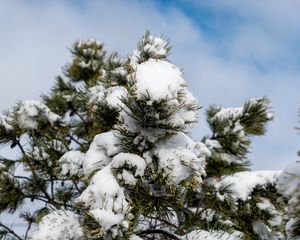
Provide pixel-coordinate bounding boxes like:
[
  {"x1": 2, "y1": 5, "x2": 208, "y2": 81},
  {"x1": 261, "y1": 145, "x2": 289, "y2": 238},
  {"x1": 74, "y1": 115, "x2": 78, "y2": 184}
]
[{"x1": 0, "y1": 32, "x2": 287, "y2": 240}]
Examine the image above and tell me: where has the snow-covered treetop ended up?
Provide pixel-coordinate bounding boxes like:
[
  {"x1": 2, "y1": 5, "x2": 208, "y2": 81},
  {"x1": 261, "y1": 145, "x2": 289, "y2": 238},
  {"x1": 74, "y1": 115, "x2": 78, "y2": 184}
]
[
  {"x1": 66, "y1": 38, "x2": 106, "y2": 84},
  {"x1": 129, "y1": 32, "x2": 170, "y2": 65},
  {"x1": 49, "y1": 33, "x2": 209, "y2": 239}
]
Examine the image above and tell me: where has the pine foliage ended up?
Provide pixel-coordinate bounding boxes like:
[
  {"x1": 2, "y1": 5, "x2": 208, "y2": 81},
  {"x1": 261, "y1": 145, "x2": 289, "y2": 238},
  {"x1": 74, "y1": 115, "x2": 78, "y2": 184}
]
[{"x1": 0, "y1": 32, "x2": 290, "y2": 240}]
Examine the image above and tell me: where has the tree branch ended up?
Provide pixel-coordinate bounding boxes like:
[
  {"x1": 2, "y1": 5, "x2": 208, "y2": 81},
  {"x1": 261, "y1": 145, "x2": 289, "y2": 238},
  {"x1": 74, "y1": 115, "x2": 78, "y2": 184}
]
[
  {"x1": 139, "y1": 229, "x2": 180, "y2": 240},
  {"x1": 15, "y1": 139, "x2": 54, "y2": 204},
  {"x1": 24, "y1": 221, "x2": 32, "y2": 240},
  {"x1": 0, "y1": 222, "x2": 23, "y2": 240},
  {"x1": 68, "y1": 134, "x2": 84, "y2": 147}
]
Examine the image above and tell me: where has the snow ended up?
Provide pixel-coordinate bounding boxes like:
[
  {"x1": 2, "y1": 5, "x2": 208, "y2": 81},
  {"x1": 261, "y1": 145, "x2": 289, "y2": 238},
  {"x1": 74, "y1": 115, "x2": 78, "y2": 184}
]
[
  {"x1": 277, "y1": 161, "x2": 300, "y2": 198},
  {"x1": 119, "y1": 57, "x2": 199, "y2": 150},
  {"x1": 134, "y1": 59, "x2": 185, "y2": 101},
  {"x1": 129, "y1": 235, "x2": 143, "y2": 240},
  {"x1": 90, "y1": 208, "x2": 124, "y2": 231},
  {"x1": 181, "y1": 230, "x2": 243, "y2": 240},
  {"x1": 257, "y1": 198, "x2": 282, "y2": 226},
  {"x1": 119, "y1": 169, "x2": 138, "y2": 185},
  {"x1": 143, "y1": 132, "x2": 209, "y2": 185},
  {"x1": 88, "y1": 84, "x2": 128, "y2": 110},
  {"x1": 76, "y1": 38, "x2": 102, "y2": 49},
  {"x1": 211, "y1": 105, "x2": 245, "y2": 137},
  {"x1": 210, "y1": 97, "x2": 272, "y2": 142},
  {"x1": 59, "y1": 131, "x2": 120, "y2": 177},
  {"x1": 83, "y1": 148, "x2": 110, "y2": 175},
  {"x1": 143, "y1": 36, "x2": 169, "y2": 56},
  {"x1": 252, "y1": 220, "x2": 273, "y2": 240},
  {"x1": 213, "y1": 98, "x2": 272, "y2": 124},
  {"x1": 247, "y1": 98, "x2": 273, "y2": 120},
  {"x1": 74, "y1": 38, "x2": 104, "y2": 72},
  {"x1": 110, "y1": 66, "x2": 127, "y2": 77},
  {"x1": 15, "y1": 100, "x2": 60, "y2": 130},
  {"x1": 216, "y1": 171, "x2": 281, "y2": 201},
  {"x1": 204, "y1": 139, "x2": 221, "y2": 150},
  {"x1": 82, "y1": 131, "x2": 120, "y2": 175},
  {"x1": 59, "y1": 150, "x2": 84, "y2": 176},
  {"x1": 89, "y1": 85, "x2": 127, "y2": 110},
  {"x1": 199, "y1": 208, "x2": 216, "y2": 222},
  {"x1": 213, "y1": 107, "x2": 243, "y2": 122},
  {"x1": 111, "y1": 153, "x2": 146, "y2": 177},
  {"x1": 215, "y1": 153, "x2": 244, "y2": 165},
  {"x1": 111, "y1": 153, "x2": 146, "y2": 185},
  {"x1": 50, "y1": 139, "x2": 68, "y2": 153},
  {"x1": 77, "y1": 165, "x2": 128, "y2": 211},
  {"x1": 277, "y1": 161, "x2": 300, "y2": 239},
  {"x1": 0, "y1": 114, "x2": 13, "y2": 131},
  {"x1": 76, "y1": 165, "x2": 130, "y2": 236},
  {"x1": 257, "y1": 198, "x2": 273, "y2": 211},
  {"x1": 32, "y1": 146, "x2": 49, "y2": 161},
  {"x1": 105, "y1": 86, "x2": 128, "y2": 109},
  {"x1": 286, "y1": 218, "x2": 299, "y2": 239},
  {"x1": 130, "y1": 35, "x2": 169, "y2": 65},
  {"x1": 30, "y1": 210, "x2": 83, "y2": 240}
]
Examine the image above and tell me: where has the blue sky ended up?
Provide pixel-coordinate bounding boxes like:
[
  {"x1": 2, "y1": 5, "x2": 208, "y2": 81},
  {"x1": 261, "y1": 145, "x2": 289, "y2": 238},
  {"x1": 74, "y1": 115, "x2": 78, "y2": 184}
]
[{"x1": 0, "y1": 0, "x2": 299, "y2": 171}]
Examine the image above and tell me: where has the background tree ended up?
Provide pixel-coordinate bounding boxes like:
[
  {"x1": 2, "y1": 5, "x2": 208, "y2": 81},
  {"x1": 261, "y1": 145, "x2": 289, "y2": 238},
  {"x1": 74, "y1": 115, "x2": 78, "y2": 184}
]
[{"x1": 184, "y1": 98, "x2": 287, "y2": 239}]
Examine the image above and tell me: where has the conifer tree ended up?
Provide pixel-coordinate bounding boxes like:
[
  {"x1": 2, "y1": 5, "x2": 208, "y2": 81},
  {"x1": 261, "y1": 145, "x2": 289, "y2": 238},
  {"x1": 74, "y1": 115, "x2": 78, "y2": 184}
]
[{"x1": 0, "y1": 32, "x2": 287, "y2": 240}]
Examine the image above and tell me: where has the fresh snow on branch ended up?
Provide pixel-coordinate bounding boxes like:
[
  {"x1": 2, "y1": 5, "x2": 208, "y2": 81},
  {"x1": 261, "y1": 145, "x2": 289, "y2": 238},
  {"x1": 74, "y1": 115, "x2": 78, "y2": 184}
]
[
  {"x1": 15, "y1": 100, "x2": 60, "y2": 130},
  {"x1": 216, "y1": 170, "x2": 281, "y2": 201},
  {"x1": 31, "y1": 210, "x2": 83, "y2": 240}
]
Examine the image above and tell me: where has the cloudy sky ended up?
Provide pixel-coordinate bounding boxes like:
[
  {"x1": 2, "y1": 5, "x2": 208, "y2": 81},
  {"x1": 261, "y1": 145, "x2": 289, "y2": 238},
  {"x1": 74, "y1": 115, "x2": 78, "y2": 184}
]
[{"x1": 0, "y1": 0, "x2": 299, "y2": 170}]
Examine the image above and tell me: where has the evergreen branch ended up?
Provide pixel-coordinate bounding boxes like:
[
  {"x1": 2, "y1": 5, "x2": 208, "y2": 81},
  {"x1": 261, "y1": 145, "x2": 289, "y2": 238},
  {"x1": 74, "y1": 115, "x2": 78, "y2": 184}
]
[
  {"x1": 74, "y1": 112, "x2": 89, "y2": 130},
  {"x1": 15, "y1": 139, "x2": 54, "y2": 204},
  {"x1": 22, "y1": 194, "x2": 73, "y2": 208},
  {"x1": 14, "y1": 176, "x2": 31, "y2": 181}
]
